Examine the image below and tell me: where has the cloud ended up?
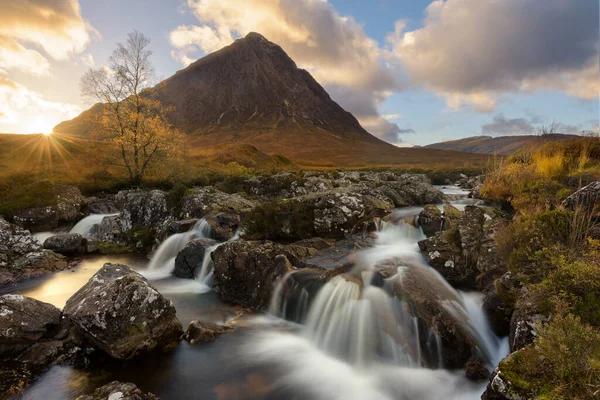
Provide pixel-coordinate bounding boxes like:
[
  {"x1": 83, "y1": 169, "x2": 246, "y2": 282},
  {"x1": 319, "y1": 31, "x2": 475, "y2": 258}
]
[
  {"x1": 482, "y1": 113, "x2": 588, "y2": 136},
  {"x1": 169, "y1": 0, "x2": 400, "y2": 139},
  {"x1": 0, "y1": 76, "x2": 81, "y2": 133},
  {"x1": 0, "y1": 0, "x2": 96, "y2": 75},
  {"x1": 388, "y1": 0, "x2": 599, "y2": 111}
]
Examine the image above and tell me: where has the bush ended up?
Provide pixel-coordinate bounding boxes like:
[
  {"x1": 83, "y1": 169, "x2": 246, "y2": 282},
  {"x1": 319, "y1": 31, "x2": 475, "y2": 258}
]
[{"x1": 0, "y1": 175, "x2": 59, "y2": 219}]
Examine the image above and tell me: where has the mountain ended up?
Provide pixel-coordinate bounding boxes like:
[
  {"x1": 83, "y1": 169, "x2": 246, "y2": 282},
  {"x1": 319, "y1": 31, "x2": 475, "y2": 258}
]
[
  {"x1": 424, "y1": 134, "x2": 580, "y2": 155},
  {"x1": 54, "y1": 32, "x2": 487, "y2": 167}
]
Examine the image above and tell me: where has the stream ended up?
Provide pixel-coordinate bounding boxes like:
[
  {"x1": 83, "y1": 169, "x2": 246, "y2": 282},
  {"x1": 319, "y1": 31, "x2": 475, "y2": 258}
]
[{"x1": 10, "y1": 185, "x2": 508, "y2": 400}]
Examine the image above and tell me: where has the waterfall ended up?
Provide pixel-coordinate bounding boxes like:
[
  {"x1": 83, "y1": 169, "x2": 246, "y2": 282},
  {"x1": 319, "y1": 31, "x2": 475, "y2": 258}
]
[
  {"x1": 144, "y1": 219, "x2": 212, "y2": 280},
  {"x1": 257, "y1": 212, "x2": 509, "y2": 399},
  {"x1": 70, "y1": 213, "x2": 119, "y2": 237}
]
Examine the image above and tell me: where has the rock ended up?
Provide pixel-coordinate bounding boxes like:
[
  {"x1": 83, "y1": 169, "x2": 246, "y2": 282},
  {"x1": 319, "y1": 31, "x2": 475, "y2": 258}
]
[
  {"x1": 465, "y1": 358, "x2": 490, "y2": 382},
  {"x1": 0, "y1": 295, "x2": 62, "y2": 345},
  {"x1": 300, "y1": 234, "x2": 376, "y2": 270},
  {"x1": 472, "y1": 183, "x2": 484, "y2": 200},
  {"x1": 12, "y1": 185, "x2": 85, "y2": 232},
  {"x1": 82, "y1": 196, "x2": 119, "y2": 215},
  {"x1": 182, "y1": 320, "x2": 234, "y2": 344},
  {"x1": 115, "y1": 189, "x2": 170, "y2": 230},
  {"x1": 239, "y1": 172, "x2": 297, "y2": 197},
  {"x1": 372, "y1": 174, "x2": 444, "y2": 207},
  {"x1": 390, "y1": 263, "x2": 481, "y2": 369},
  {"x1": 0, "y1": 218, "x2": 68, "y2": 286},
  {"x1": 173, "y1": 238, "x2": 218, "y2": 279},
  {"x1": 509, "y1": 302, "x2": 548, "y2": 352},
  {"x1": 418, "y1": 205, "x2": 444, "y2": 237},
  {"x1": 205, "y1": 213, "x2": 241, "y2": 241},
  {"x1": 482, "y1": 352, "x2": 528, "y2": 400},
  {"x1": 418, "y1": 206, "x2": 486, "y2": 289},
  {"x1": 83, "y1": 237, "x2": 99, "y2": 253},
  {"x1": 483, "y1": 290, "x2": 512, "y2": 337},
  {"x1": 43, "y1": 233, "x2": 83, "y2": 255},
  {"x1": 88, "y1": 215, "x2": 125, "y2": 243},
  {"x1": 76, "y1": 381, "x2": 159, "y2": 400},
  {"x1": 211, "y1": 241, "x2": 317, "y2": 309},
  {"x1": 291, "y1": 237, "x2": 332, "y2": 251},
  {"x1": 64, "y1": 263, "x2": 182, "y2": 359},
  {"x1": 181, "y1": 187, "x2": 257, "y2": 219},
  {"x1": 561, "y1": 181, "x2": 600, "y2": 217},
  {"x1": 476, "y1": 219, "x2": 507, "y2": 290}
]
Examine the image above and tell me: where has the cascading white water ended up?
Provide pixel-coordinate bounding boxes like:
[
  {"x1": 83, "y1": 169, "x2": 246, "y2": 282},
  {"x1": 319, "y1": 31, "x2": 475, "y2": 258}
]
[
  {"x1": 70, "y1": 213, "x2": 119, "y2": 236},
  {"x1": 144, "y1": 218, "x2": 212, "y2": 280},
  {"x1": 260, "y1": 208, "x2": 508, "y2": 399}
]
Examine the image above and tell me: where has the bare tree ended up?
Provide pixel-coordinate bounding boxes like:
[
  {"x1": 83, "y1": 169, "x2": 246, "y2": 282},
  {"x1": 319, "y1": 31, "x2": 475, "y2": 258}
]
[
  {"x1": 81, "y1": 31, "x2": 182, "y2": 185},
  {"x1": 538, "y1": 119, "x2": 558, "y2": 136}
]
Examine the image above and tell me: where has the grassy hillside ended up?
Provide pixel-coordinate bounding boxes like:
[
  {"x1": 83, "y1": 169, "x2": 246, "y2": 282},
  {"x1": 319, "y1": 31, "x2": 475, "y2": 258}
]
[{"x1": 425, "y1": 134, "x2": 580, "y2": 155}]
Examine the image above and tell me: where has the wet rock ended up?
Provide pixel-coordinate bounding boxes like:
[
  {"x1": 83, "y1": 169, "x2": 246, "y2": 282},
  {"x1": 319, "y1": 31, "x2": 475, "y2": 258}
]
[
  {"x1": 561, "y1": 181, "x2": 600, "y2": 217},
  {"x1": 0, "y1": 295, "x2": 62, "y2": 345},
  {"x1": 211, "y1": 241, "x2": 317, "y2": 309},
  {"x1": 300, "y1": 234, "x2": 376, "y2": 270},
  {"x1": 115, "y1": 189, "x2": 170, "y2": 230},
  {"x1": 418, "y1": 205, "x2": 444, "y2": 237},
  {"x1": 182, "y1": 320, "x2": 234, "y2": 344},
  {"x1": 509, "y1": 302, "x2": 548, "y2": 352},
  {"x1": 181, "y1": 187, "x2": 257, "y2": 219},
  {"x1": 205, "y1": 213, "x2": 241, "y2": 241},
  {"x1": 76, "y1": 381, "x2": 160, "y2": 400},
  {"x1": 88, "y1": 215, "x2": 125, "y2": 243},
  {"x1": 291, "y1": 237, "x2": 332, "y2": 251},
  {"x1": 43, "y1": 233, "x2": 83, "y2": 255},
  {"x1": 174, "y1": 238, "x2": 218, "y2": 279},
  {"x1": 465, "y1": 358, "x2": 490, "y2": 382},
  {"x1": 483, "y1": 290, "x2": 512, "y2": 337},
  {"x1": 12, "y1": 207, "x2": 59, "y2": 233},
  {"x1": 64, "y1": 263, "x2": 183, "y2": 359},
  {"x1": 374, "y1": 174, "x2": 444, "y2": 207},
  {"x1": 391, "y1": 263, "x2": 479, "y2": 369}
]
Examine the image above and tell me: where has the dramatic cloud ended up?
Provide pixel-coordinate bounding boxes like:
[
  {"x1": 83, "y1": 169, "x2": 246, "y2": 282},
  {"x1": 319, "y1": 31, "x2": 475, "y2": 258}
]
[
  {"x1": 0, "y1": 76, "x2": 81, "y2": 133},
  {"x1": 388, "y1": 0, "x2": 599, "y2": 111},
  {"x1": 0, "y1": 0, "x2": 96, "y2": 75},
  {"x1": 169, "y1": 0, "x2": 400, "y2": 139}
]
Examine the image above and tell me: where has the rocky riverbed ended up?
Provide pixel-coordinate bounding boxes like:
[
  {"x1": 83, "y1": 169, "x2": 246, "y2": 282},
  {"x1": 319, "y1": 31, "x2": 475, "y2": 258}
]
[{"x1": 0, "y1": 171, "x2": 547, "y2": 399}]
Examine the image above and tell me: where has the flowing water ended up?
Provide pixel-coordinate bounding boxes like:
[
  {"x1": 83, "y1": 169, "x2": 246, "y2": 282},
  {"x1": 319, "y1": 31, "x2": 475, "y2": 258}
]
[
  {"x1": 8, "y1": 187, "x2": 508, "y2": 399},
  {"x1": 33, "y1": 213, "x2": 119, "y2": 244}
]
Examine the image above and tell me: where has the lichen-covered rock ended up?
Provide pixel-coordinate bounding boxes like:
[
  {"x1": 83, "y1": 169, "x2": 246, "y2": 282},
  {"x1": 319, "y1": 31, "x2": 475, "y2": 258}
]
[
  {"x1": 76, "y1": 381, "x2": 160, "y2": 400},
  {"x1": 0, "y1": 218, "x2": 68, "y2": 286},
  {"x1": 173, "y1": 238, "x2": 218, "y2": 279},
  {"x1": 509, "y1": 302, "x2": 548, "y2": 352},
  {"x1": 115, "y1": 190, "x2": 170, "y2": 230},
  {"x1": 64, "y1": 263, "x2": 182, "y2": 359},
  {"x1": 418, "y1": 205, "x2": 443, "y2": 237},
  {"x1": 482, "y1": 352, "x2": 528, "y2": 400},
  {"x1": 0, "y1": 295, "x2": 62, "y2": 345},
  {"x1": 182, "y1": 320, "x2": 234, "y2": 344},
  {"x1": 561, "y1": 181, "x2": 600, "y2": 216},
  {"x1": 181, "y1": 187, "x2": 257, "y2": 219},
  {"x1": 373, "y1": 174, "x2": 444, "y2": 207},
  {"x1": 82, "y1": 196, "x2": 119, "y2": 215},
  {"x1": 476, "y1": 219, "x2": 507, "y2": 290},
  {"x1": 88, "y1": 215, "x2": 125, "y2": 244},
  {"x1": 211, "y1": 241, "x2": 317, "y2": 309},
  {"x1": 43, "y1": 233, "x2": 83, "y2": 255}
]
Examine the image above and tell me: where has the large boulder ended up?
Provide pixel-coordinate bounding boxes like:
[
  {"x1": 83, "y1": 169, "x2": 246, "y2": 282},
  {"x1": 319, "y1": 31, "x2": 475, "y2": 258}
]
[
  {"x1": 64, "y1": 263, "x2": 182, "y2": 359},
  {"x1": 509, "y1": 302, "x2": 548, "y2": 352},
  {"x1": 43, "y1": 233, "x2": 83, "y2": 255},
  {"x1": 0, "y1": 295, "x2": 62, "y2": 345},
  {"x1": 561, "y1": 181, "x2": 600, "y2": 217},
  {"x1": 418, "y1": 206, "x2": 488, "y2": 289},
  {"x1": 173, "y1": 238, "x2": 218, "y2": 279},
  {"x1": 181, "y1": 187, "x2": 257, "y2": 219},
  {"x1": 76, "y1": 381, "x2": 159, "y2": 400},
  {"x1": 115, "y1": 189, "x2": 170, "y2": 230},
  {"x1": 12, "y1": 185, "x2": 85, "y2": 232},
  {"x1": 211, "y1": 241, "x2": 317, "y2": 309},
  {"x1": 0, "y1": 218, "x2": 68, "y2": 286},
  {"x1": 372, "y1": 174, "x2": 444, "y2": 207}
]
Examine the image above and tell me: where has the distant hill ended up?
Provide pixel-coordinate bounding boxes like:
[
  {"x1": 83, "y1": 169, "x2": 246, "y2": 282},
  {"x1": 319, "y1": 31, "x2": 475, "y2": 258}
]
[
  {"x1": 53, "y1": 32, "x2": 488, "y2": 168},
  {"x1": 424, "y1": 134, "x2": 580, "y2": 155}
]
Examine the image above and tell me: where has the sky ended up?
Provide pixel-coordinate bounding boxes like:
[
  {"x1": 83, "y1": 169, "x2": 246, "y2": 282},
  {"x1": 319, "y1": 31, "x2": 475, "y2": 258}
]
[{"x1": 0, "y1": 0, "x2": 598, "y2": 146}]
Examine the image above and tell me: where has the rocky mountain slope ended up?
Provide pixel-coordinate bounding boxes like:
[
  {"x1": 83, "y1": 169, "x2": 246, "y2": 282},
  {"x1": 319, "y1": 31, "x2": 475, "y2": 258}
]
[
  {"x1": 53, "y1": 33, "x2": 487, "y2": 166},
  {"x1": 424, "y1": 134, "x2": 579, "y2": 155}
]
